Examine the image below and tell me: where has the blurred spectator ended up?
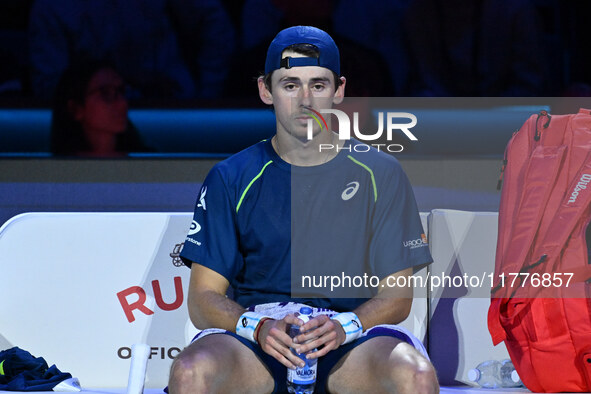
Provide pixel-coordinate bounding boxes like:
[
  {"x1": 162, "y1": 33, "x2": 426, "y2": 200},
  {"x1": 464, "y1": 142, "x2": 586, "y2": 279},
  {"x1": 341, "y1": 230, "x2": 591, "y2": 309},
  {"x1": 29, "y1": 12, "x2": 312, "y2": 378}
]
[
  {"x1": 403, "y1": 0, "x2": 547, "y2": 96},
  {"x1": 51, "y1": 61, "x2": 152, "y2": 157},
  {"x1": 29, "y1": 0, "x2": 235, "y2": 101}
]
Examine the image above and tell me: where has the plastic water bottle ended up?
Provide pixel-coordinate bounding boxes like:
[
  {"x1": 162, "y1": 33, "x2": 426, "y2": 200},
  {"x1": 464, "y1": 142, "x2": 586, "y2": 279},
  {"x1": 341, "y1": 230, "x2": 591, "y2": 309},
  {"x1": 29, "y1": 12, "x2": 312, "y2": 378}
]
[
  {"x1": 500, "y1": 359, "x2": 523, "y2": 387},
  {"x1": 287, "y1": 307, "x2": 317, "y2": 394},
  {"x1": 468, "y1": 360, "x2": 503, "y2": 388},
  {"x1": 468, "y1": 359, "x2": 523, "y2": 388}
]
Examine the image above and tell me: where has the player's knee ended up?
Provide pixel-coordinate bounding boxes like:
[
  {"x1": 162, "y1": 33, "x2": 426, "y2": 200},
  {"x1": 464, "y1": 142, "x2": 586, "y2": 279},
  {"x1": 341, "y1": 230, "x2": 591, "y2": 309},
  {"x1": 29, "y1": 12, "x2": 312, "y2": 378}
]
[
  {"x1": 388, "y1": 352, "x2": 439, "y2": 394},
  {"x1": 168, "y1": 348, "x2": 219, "y2": 393}
]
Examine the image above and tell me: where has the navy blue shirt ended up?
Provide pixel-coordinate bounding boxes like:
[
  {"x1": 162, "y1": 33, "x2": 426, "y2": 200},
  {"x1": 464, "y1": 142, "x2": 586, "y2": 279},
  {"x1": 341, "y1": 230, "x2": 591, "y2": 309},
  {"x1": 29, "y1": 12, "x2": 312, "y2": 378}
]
[{"x1": 181, "y1": 138, "x2": 432, "y2": 311}]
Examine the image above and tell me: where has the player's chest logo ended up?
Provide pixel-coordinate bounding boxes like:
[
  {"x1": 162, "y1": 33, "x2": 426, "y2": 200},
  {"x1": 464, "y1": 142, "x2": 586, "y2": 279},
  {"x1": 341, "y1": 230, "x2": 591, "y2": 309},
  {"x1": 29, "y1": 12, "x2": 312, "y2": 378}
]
[{"x1": 341, "y1": 181, "x2": 360, "y2": 201}]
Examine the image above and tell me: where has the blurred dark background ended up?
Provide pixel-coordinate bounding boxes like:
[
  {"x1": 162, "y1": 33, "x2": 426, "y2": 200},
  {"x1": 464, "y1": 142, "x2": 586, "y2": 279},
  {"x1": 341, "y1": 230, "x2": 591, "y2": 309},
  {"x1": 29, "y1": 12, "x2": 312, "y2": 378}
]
[
  {"x1": 1, "y1": 0, "x2": 588, "y2": 228},
  {"x1": 1, "y1": 0, "x2": 590, "y2": 105}
]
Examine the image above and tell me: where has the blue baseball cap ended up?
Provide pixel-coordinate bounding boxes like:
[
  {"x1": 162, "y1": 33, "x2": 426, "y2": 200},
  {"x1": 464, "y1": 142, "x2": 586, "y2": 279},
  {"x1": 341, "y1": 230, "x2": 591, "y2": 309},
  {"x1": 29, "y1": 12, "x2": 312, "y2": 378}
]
[{"x1": 264, "y1": 26, "x2": 340, "y2": 75}]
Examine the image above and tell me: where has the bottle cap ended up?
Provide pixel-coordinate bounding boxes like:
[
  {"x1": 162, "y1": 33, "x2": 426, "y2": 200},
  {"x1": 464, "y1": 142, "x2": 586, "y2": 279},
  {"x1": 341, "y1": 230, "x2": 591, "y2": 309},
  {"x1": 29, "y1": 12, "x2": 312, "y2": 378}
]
[
  {"x1": 300, "y1": 306, "x2": 313, "y2": 315},
  {"x1": 467, "y1": 369, "x2": 480, "y2": 382},
  {"x1": 511, "y1": 370, "x2": 521, "y2": 383}
]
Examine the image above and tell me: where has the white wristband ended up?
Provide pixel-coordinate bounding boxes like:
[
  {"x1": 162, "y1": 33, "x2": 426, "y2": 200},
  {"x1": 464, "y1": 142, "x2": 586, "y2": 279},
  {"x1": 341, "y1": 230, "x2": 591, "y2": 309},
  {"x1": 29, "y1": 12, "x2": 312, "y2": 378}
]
[
  {"x1": 235, "y1": 311, "x2": 269, "y2": 343},
  {"x1": 331, "y1": 312, "x2": 363, "y2": 344}
]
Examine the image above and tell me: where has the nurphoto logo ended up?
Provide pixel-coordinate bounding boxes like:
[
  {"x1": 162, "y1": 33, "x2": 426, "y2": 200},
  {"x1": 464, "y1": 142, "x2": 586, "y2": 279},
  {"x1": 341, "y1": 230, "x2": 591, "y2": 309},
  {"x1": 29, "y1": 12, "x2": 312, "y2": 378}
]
[{"x1": 305, "y1": 108, "x2": 418, "y2": 153}]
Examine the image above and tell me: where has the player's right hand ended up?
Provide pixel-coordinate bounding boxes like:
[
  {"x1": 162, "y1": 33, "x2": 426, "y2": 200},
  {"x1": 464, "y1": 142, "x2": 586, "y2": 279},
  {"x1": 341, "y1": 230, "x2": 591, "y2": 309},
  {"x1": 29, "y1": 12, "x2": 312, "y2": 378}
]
[{"x1": 257, "y1": 314, "x2": 306, "y2": 369}]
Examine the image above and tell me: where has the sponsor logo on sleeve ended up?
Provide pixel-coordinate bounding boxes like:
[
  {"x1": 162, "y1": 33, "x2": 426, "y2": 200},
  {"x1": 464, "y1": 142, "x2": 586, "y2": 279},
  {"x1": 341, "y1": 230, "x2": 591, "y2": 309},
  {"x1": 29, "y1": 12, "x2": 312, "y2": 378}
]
[
  {"x1": 185, "y1": 220, "x2": 202, "y2": 246},
  {"x1": 188, "y1": 220, "x2": 201, "y2": 235},
  {"x1": 403, "y1": 233, "x2": 428, "y2": 249},
  {"x1": 197, "y1": 186, "x2": 207, "y2": 210},
  {"x1": 185, "y1": 238, "x2": 201, "y2": 246}
]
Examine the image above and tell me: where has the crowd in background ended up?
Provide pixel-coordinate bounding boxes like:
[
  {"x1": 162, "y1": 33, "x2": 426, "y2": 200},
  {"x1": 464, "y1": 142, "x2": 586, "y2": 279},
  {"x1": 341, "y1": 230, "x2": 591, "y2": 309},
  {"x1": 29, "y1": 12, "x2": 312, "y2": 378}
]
[{"x1": 0, "y1": 0, "x2": 589, "y2": 104}]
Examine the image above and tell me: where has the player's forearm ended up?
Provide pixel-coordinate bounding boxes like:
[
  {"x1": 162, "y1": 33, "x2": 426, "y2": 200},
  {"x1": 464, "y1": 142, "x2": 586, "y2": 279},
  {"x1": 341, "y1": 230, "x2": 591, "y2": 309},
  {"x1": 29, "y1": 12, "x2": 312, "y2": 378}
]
[
  {"x1": 353, "y1": 268, "x2": 414, "y2": 328},
  {"x1": 187, "y1": 288, "x2": 245, "y2": 331},
  {"x1": 353, "y1": 296, "x2": 412, "y2": 329}
]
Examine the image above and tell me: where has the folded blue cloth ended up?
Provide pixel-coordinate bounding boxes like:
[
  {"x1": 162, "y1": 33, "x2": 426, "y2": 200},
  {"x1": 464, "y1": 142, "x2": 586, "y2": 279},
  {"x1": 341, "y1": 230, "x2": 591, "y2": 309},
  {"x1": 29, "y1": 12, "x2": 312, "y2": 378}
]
[{"x1": 0, "y1": 347, "x2": 72, "y2": 391}]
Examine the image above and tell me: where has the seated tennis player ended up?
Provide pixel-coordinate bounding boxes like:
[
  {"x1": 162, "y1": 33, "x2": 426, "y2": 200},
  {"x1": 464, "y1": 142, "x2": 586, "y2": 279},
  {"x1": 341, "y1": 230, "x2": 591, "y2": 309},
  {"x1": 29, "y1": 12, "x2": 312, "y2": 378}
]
[{"x1": 168, "y1": 25, "x2": 439, "y2": 393}]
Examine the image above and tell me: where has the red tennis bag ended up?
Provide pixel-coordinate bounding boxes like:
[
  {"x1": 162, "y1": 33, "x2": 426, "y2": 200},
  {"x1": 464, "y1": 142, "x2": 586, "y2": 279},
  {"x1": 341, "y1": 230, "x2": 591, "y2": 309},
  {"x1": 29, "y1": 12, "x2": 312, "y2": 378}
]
[{"x1": 488, "y1": 108, "x2": 591, "y2": 392}]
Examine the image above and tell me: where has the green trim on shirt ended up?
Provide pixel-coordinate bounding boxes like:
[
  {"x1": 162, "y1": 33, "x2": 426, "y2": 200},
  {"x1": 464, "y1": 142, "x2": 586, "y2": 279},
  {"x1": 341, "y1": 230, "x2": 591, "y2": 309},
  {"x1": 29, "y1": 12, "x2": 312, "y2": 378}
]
[
  {"x1": 347, "y1": 155, "x2": 377, "y2": 202},
  {"x1": 236, "y1": 160, "x2": 274, "y2": 213}
]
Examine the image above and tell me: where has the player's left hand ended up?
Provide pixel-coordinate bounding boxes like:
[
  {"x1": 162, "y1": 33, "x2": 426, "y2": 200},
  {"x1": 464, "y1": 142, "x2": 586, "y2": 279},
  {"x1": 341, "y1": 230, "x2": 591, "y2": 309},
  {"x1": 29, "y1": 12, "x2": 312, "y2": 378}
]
[{"x1": 291, "y1": 314, "x2": 346, "y2": 359}]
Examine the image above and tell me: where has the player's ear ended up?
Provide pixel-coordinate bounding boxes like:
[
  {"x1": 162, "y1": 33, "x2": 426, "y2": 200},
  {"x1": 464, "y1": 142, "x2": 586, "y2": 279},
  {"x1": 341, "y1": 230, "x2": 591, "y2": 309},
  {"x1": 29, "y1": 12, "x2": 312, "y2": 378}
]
[
  {"x1": 258, "y1": 76, "x2": 273, "y2": 105},
  {"x1": 333, "y1": 76, "x2": 346, "y2": 105}
]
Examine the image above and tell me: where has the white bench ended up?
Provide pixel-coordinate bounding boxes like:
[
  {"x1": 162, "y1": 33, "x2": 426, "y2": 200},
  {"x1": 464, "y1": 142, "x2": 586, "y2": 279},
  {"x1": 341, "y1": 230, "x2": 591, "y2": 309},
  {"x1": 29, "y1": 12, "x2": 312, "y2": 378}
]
[{"x1": 0, "y1": 210, "x2": 511, "y2": 390}]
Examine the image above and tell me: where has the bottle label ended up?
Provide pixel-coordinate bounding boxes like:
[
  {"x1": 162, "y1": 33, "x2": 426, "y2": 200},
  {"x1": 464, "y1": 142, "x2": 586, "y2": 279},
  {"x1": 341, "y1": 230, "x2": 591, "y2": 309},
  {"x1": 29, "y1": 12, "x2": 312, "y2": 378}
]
[
  {"x1": 287, "y1": 361, "x2": 316, "y2": 385},
  {"x1": 287, "y1": 352, "x2": 317, "y2": 385}
]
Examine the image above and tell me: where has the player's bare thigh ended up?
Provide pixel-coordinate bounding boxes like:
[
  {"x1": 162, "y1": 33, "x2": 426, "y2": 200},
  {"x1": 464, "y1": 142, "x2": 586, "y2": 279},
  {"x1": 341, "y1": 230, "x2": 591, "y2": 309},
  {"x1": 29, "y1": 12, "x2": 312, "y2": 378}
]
[
  {"x1": 326, "y1": 336, "x2": 439, "y2": 394},
  {"x1": 168, "y1": 333, "x2": 275, "y2": 394}
]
